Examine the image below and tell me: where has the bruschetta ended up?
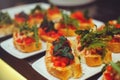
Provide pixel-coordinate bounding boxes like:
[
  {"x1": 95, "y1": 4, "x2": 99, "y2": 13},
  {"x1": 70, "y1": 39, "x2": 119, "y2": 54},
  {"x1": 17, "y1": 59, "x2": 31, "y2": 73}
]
[
  {"x1": 0, "y1": 11, "x2": 14, "y2": 36},
  {"x1": 102, "y1": 61, "x2": 120, "y2": 80},
  {"x1": 45, "y1": 36, "x2": 82, "y2": 80},
  {"x1": 75, "y1": 29, "x2": 112, "y2": 67},
  {"x1": 38, "y1": 17, "x2": 64, "y2": 42},
  {"x1": 13, "y1": 23, "x2": 41, "y2": 53}
]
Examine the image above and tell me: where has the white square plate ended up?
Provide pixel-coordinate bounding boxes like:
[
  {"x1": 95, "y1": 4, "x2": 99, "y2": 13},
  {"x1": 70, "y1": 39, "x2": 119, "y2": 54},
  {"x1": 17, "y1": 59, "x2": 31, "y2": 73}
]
[
  {"x1": 32, "y1": 56, "x2": 105, "y2": 80},
  {"x1": 32, "y1": 53, "x2": 120, "y2": 80},
  {"x1": 0, "y1": 38, "x2": 46, "y2": 59}
]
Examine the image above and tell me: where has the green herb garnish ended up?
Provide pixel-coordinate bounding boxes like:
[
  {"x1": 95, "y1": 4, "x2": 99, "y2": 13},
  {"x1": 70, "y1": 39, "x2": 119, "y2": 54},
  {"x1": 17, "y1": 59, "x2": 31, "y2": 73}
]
[
  {"x1": 19, "y1": 23, "x2": 39, "y2": 47},
  {"x1": 53, "y1": 36, "x2": 74, "y2": 59},
  {"x1": 32, "y1": 25, "x2": 39, "y2": 47},
  {"x1": 31, "y1": 5, "x2": 43, "y2": 14},
  {"x1": 75, "y1": 27, "x2": 108, "y2": 58},
  {"x1": 62, "y1": 13, "x2": 79, "y2": 29},
  {"x1": 40, "y1": 16, "x2": 56, "y2": 32},
  {"x1": 83, "y1": 9, "x2": 90, "y2": 19},
  {"x1": 110, "y1": 61, "x2": 120, "y2": 74},
  {"x1": 0, "y1": 11, "x2": 13, "y2": 25},
  {"x1": 117, "y1": 17, "x2": 120, "y2": 24}
]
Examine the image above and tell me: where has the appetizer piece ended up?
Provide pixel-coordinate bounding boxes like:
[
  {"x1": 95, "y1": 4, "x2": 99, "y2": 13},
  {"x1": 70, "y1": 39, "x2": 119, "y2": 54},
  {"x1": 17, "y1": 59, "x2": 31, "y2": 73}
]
[
  {"x1": 28, "y1": 5, "x2": 44, "y2": 27},
  {"x1": 71, "y1": 10, "x2": 94, "y2": 30},
  {"x1": 46, "y1": 6, "x2": 62, "y2": 22},
  {"x1": 14, "y1": 11, "x2": 29, "y2": 25},
  {"x1": 102, "y1": 61, "x2": 120, "y2": 80},
  {"x1": 106, "y1": 19, "x2": 120, "y2": 53},
  {"x1": 45, "y1": 36, "x2": 82, "y2": 80},
  {"x1": 0, "y1": 11, "x2": 14, "y2": 36},
  {"x1": 13, "y1": 23, "x2": 41, "y2": 53},
  {"x1": 38, "y1": 17, "x2": 63, "y2": 42},
  {"x1": 75, "y1": 29, "x2": 112, "y2": 67},
  {"x1": 55, "y1": 13, "x2": 80, "y2": 36}
]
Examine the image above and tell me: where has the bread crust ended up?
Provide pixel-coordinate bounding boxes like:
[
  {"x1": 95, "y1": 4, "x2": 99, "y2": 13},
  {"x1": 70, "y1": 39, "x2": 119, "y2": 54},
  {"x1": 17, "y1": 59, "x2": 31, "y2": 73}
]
[
  {"x1": 58, "y1": 28, "x2": 77, "y2": 36},
  {"x1": 13, "y1": 32, "x2": 42, "y2": 53},
  {"x1": 0, "y1": 24, "x2": 14, "y2": 36},
  {"x1": 75, "y1": 39, "x2": 112, "y2": 67},
  {"x1": 55, "y1": 23, "x2": 77, "y2": 37},
  {"x1": 45, "y1": 41, "x2": 82, "y2": 80},
  {"x1": 40, "y1": 35, "x2": 56, "y2": 43},
  {"x1": 107, "y1": 42, "x2": 120, "y2": 53},
  {"x1": 13, "y1": 40, "x2": 41, "y2": 53}
]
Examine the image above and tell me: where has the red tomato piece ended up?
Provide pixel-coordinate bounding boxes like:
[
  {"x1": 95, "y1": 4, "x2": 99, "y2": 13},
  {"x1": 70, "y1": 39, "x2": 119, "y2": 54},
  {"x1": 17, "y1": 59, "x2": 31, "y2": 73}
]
[
  {"x1": 16, "y1": 38, "x2": 23, "y2": 43},
  {"x1": 106, "y1": 65, "x2": 113, "y2": 72},
  {"x1": 115, "y1": 24, "x2": 120, "y2": 28},
  {"x1": 24, "y1": 37, "x2": 35, "y2": 45},
  {"x1": 104, "y1": 72, "x2": 113, "y2": 80},
  {"x1": 54, "y1": 60, "x2": 61, "y2": 67},
  {"x1": 61, "y1": 62, "x2": 66, "y2": 67}
]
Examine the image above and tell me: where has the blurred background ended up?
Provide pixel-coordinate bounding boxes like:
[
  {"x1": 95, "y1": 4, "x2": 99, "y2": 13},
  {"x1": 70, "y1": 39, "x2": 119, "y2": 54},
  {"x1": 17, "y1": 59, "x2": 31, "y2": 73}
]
[{"x1": 0, "y1": 0, "x2": 120, "y2": 22}]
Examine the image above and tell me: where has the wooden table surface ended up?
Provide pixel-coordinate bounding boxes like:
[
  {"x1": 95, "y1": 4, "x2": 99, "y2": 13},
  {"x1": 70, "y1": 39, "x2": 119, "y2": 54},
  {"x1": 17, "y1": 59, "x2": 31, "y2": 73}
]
[{"x1": 0, "y1": 0, "x2": 120, "y2": 80}]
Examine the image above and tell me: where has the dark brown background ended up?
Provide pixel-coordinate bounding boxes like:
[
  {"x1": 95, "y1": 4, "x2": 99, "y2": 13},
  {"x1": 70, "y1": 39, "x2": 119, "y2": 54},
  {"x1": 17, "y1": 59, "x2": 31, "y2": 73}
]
[{"x1": 0, "y1": 0, "x2": 120, "y2": 80}]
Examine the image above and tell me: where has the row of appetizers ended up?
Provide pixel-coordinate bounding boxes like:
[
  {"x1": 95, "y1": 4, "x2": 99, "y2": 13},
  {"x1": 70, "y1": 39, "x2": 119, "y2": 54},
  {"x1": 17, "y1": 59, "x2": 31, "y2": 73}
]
[
  {"x1": 1, "y1": 4, "x2": 120, "y2": 80},
  {"x1": 13, "y1": 18, "x2": 120, "y2": 79},
  {"x1": 0, "y1": 5, "x2": 94, "y2": 38}
]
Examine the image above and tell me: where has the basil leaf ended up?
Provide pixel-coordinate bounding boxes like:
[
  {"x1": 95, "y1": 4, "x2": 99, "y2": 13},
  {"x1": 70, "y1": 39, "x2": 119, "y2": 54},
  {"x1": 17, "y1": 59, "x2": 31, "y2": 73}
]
[
  {"x1": 52, "y1": 36, "x2": 74, "y2": 59},
  {"x1": 33, "y1": 25, "x2": 39, "y2": 47},
  {"x1": 31, "y1": 5, "x2": 43, "y2": 14},
  {"x1": 62, "y1": 13, "x2": 79, "y2": 28},
  {"x1": 61, "y1": 47, "x2": 74, "y2": 59},
  {"x1": 0, "y1": 11, "x2": 13, "y2": 25},
  {"x1": 40, "y1": 17, "x2": 56, "y2": 32},
  {"x1": 117, "y1": 17, "x2": 120, "y2": 24},
  {"x1": 110, "y1": 61, "x2": 120, "y2": 74},
  {"x1": 84, "y1": 9, "x2": 89, "y2": 19}
]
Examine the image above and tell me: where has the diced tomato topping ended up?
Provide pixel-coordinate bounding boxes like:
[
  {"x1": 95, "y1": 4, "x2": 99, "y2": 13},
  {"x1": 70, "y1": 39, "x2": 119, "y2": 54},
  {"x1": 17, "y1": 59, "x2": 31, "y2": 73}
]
[
  {"x1": 15, "y1": 14, "x2": 27, "y2": 23},
  {"x1": 29, "y1": 13, "x2": 43, "y2": 19},
  {"x1": 104, "y1": 72, "x2": 113, "y2": 80},
  {"x1": 61, "y1": 62, "x2": 66, "y2": 67},
  {"x1": 47, "y1": 7, "x2": 60, "y2": 15},
  {"x1": 71, "y1": 11, "x2": 91, "y2": 23},
  {"x1": 24, "y1": 37, "x2": 35, "y2": 45},
  {"x1": 106, "y1": 65, "x2": 113, "y2": 72},
  {"x1": 16, "y1": 38, "x2": 23, "y2": 43},
  {"x1": 61, "y1": 57, "x2": 70, "y2": 64},
  {"x1": 110, "y1": 37, "x2": 120, "y2": 43},
  {"x1": 57, "y1": 23, "x2": 76, "y2": 30},
  {"x1": 52, "y1": 56, "x2": 72, "y2": 67},
  {"x1": 54, "y1": 61, "x2": 61, "y2": 66},
  {"x1": 38, "y1": 28, "x2": 64, "y2": 39},
  {"x1": 115, "y1": 24, "x2": 120, "y2": 28}
]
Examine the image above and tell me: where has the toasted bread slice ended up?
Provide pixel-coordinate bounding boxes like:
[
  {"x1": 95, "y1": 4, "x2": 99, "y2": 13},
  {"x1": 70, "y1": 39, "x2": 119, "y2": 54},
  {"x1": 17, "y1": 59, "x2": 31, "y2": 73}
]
[
  {"x1": 107, "y1": 42, "x2": 120, "y2": 53},
  {"x1": 13, "y1": 40, "x2": 41, "y2": 53},
  {"x1": 39, "y1": 35, "x2": 56, "y2": 43},
  {"x1": 45, "y1": 41, "x2": 82, "y2": 80},
  {"x1": 0, "y1": 24, "x2": 14, "y2": 36},
  {"x1": 55, "y1": 23, "x2": 77, "y2": 37},
  {"x1": 75, "y1": 39, "x2": 112, "y2": 67},
  {"x1": 13, "y1": 32, "x2": 42, "y2": 53}
]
